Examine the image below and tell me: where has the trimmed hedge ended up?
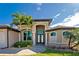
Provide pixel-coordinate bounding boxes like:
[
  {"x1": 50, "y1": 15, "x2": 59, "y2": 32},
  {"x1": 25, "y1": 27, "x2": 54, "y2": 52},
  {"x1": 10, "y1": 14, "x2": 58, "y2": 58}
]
[{"x1": 13, "y1": 40, "x2": 32, "y2": 48}]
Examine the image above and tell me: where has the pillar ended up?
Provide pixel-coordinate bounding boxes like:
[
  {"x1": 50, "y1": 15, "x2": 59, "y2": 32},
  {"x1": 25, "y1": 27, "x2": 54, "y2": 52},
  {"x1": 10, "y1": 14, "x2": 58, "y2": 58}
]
[
  {"x1": 32, "y1": 32, "x2": 36, "y2": 46},
  {"x1": 45, "y1": 32, "x2": 47, "y2": 46}
]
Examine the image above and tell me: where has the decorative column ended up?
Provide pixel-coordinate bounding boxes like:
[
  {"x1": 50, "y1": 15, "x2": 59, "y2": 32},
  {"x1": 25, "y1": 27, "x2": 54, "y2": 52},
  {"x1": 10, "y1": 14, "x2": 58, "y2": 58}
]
[
  {"x1": 45, "y1": 32, "x2": 47, "y2": 46},
  {"x1": 32, "y1": 32, "x2": 36, "y2": 46}
]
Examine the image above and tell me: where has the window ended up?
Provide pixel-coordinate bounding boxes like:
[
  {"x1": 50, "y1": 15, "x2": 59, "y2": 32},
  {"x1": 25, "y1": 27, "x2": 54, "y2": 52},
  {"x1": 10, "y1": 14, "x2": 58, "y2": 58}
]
[
  {"x1": 51, "y1": 32, "x2": 56, "y2": 36},
  {"x1": 23, "y1": 31, "x2": 32, "y2": 40},
  {"x1": 50, "y1": 32, "x2": 57, "y2": 43},
  {"x1": 37, "y1": 29, "x2": 44, "y2": 35},
  {"x1": 27, "y1": 31, "x2": 32, "y2": 40},
  {"x1": 63, "y1": 31, "x2": 69, "y2": 36},
  {"x1": 24, "y1": 32, "x2": 27, "y2": 40}
]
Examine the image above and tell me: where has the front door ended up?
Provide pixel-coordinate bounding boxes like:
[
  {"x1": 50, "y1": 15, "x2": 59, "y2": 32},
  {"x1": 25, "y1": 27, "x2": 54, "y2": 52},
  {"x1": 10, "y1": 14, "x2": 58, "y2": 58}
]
[
  {"x1": 36, "y1": 29, "x2": 45, "y2": 44},
  {"x1": 37, "y1": 34, "x2": 44, "y2": 44}
]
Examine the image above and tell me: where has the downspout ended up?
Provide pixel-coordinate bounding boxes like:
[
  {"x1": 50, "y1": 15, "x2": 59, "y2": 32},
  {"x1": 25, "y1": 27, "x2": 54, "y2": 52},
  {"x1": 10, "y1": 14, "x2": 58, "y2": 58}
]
[{"x1": 7, "y1": 29, "x2": 9, "y2": 48}]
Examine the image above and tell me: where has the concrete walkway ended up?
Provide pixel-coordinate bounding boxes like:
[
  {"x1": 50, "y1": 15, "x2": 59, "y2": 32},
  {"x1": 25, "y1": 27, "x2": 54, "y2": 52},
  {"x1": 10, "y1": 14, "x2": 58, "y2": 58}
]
[
  {"x1": 0, "y1": 45, "x2": 46, "y2": 56},
  {"x1": 31, "y1": 44, "x2": 46, "y2": 53}
]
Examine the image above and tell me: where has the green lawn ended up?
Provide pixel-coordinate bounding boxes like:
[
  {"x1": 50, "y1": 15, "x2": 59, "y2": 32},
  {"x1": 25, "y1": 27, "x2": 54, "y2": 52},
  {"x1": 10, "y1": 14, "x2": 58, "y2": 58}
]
[{"x1": 32, "y1": 48, "x2": 79, "y2": 56}]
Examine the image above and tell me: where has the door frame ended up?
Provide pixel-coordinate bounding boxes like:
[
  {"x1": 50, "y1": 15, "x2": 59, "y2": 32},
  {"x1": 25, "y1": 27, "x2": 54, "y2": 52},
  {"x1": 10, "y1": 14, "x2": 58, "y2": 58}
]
[{"x1": 36, "y1": 34, "x2": 45, "y2": 44}]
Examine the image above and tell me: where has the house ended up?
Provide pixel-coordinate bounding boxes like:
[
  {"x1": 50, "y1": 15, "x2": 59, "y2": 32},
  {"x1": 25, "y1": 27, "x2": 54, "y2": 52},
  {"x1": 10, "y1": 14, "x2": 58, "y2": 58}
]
[{"x1": 0, "y1": 19, "x2": 75, "y2": 48}]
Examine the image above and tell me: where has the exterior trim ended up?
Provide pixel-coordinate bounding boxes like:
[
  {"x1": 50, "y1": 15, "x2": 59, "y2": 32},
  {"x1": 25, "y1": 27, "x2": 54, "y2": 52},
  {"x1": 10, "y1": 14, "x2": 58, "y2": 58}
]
[{"x1": 46, "y1": 27, "x2": 74, "y2": 32}]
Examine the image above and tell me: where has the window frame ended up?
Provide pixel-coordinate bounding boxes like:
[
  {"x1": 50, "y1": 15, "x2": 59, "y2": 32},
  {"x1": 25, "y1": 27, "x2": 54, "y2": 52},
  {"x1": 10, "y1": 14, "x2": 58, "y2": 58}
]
[
  {"x1": 23, "y1": 31, "x2": 32, "y2": 41},
  {"x1": 50, "y1": 31, "x2": 57, "y2": 43},
  {"x1": 51, "y1": 31, "x2": 57, "y2": 36}
]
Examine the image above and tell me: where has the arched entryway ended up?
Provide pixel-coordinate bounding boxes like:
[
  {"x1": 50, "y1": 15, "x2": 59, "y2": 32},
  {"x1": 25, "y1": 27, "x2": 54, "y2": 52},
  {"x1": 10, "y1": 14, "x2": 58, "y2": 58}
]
[{"x1": 36, "y1": 25, "x2": 45, "y2": 44}]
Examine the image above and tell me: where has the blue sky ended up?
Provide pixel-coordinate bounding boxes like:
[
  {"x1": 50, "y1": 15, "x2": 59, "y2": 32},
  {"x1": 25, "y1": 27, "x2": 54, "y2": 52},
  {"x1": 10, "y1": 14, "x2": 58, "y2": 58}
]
[{"x1": 0, "y1": 3, "x2": 79, "y2": 25}]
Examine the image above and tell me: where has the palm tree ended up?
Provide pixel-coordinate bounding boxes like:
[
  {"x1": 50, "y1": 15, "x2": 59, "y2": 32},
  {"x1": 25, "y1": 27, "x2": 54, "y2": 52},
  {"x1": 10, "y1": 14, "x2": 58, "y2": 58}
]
[
  {"x1": 12, "y1": 13, "x2": 25, "y2": 29},
  {"x1": 11, "y1": 12, "x2": 33, "y2": 41},
  {"x1": 12, "y1": 12, "x2": 25, "y2": 41}
]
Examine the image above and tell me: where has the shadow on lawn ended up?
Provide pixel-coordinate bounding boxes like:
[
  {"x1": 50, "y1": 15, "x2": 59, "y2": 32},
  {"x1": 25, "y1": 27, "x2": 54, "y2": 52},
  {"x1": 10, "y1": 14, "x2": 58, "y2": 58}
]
[
  {"x1": 0, "y1": 48, "x2": 24, "y2": 54},
  {"x1": 33, "y1": 48, "x2": 79, "y2": 56}
]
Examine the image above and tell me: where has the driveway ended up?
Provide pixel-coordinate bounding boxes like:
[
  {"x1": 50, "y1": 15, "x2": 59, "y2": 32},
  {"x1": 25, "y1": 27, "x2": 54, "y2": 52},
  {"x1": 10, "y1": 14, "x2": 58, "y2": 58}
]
[{"x1": 0, "y1": 45, "x2": 46, "y2": 56}]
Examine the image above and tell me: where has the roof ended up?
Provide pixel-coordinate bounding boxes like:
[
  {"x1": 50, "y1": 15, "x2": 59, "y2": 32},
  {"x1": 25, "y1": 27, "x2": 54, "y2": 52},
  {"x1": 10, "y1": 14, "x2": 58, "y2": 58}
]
[
  {"x1": 46, "y1": 25, "x2": 75, "y2": 32},
  {"x1": 0, "y1": 25, "x2": 20, "y2": 32},
  {"x1": 33, "y1": 19, "x2": 52, "y2": 23},
  {"x1": 33, "y1": 19, "x2": 52, "y2": 21}
]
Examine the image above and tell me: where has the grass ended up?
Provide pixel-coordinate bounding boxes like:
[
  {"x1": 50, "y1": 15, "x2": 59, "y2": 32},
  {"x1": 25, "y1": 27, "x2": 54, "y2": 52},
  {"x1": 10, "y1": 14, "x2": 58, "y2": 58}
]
[{"x1": 32, "y1": 48, "x2": 79, "y2": 56}]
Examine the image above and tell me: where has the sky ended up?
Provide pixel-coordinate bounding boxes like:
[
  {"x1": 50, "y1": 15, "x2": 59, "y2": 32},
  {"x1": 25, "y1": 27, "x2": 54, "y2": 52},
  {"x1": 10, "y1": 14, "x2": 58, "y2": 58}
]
[{"x1": 0, "y1": 3, "x2": 79, "y2": 27}]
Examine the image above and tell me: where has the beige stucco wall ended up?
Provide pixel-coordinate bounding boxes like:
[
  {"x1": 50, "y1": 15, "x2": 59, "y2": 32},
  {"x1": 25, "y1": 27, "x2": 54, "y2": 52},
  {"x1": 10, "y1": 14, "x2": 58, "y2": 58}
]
[
  {"x1": 47, "y1": 29, "x2": 69, "y2": 47},
  {"x1": 8, "y1": 30, "x2": 19, "y2": 47},
  {"x1": 0, "y1": 29, "x2": 7, "y2": 48}
]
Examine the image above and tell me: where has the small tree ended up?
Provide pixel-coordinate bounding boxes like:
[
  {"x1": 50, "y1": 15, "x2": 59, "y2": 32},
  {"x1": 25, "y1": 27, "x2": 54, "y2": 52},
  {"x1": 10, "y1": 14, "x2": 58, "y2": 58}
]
[
  {"x1": 71, "y1": 28, "x2": 79, "y2": 48},
  {"x1": 63, "y1": 31, "x2": 75, "y2": 48},
  {"x1": 64, "y1": 28, "x2": 79, "y2": 49}
]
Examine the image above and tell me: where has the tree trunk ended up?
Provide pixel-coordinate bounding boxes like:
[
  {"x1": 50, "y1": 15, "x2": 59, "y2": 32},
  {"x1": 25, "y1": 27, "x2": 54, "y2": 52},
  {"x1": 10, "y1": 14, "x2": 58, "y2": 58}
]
[
  {"x1": 19, "y1": 24, "x2": 22, "y2": 41},
  {"x1": 71, "y1": 42, "x2": 79, "y2": 48},
  {"x1": 18, "y1": 24, "x2": 22, "y2": 48},
  {"x1": 68, "y1": 36, "x2": 72, "y2": 48},
  {"x1": 25, "y1": 27, "x2": 28, "y2": 41}
]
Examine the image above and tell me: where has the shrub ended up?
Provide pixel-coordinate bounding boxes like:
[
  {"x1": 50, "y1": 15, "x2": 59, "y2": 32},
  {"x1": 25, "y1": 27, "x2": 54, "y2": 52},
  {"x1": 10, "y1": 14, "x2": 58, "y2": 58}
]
[
  {"x1": 27, "y1": 40, "x2": 32, "y2": 46},
  {"x1": 13, "y1": 41, "x2": 27, "y2": 48},
  {"x1": 13, "y1": 41, "x2": 21, "y2": 48},
  {"x1": 13, "y1": 40, "x2": 32, "y2": 48},
  {"x1": 27, "y1": 37, "x2": 32, "y2": 40}
]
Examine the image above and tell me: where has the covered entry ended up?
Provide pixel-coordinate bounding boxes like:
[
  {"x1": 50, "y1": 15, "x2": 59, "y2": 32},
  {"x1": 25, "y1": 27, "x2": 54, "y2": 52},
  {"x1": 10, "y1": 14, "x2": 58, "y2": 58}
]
[{"x1": 36, "y1": 25, "x2": 45, "y2": 44}]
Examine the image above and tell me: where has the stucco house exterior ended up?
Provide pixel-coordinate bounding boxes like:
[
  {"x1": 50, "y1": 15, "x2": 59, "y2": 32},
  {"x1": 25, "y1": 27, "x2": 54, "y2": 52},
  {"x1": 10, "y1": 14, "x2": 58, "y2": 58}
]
[
  {"x1": 46, "y1": 25, "x2": 74, "y2": 48},
  {"x1": 17, "y1": 19, "x2": 74, "y2": 48},
  {"x1": 0, "y1": 19, "x2": 75, "y2": 48}
]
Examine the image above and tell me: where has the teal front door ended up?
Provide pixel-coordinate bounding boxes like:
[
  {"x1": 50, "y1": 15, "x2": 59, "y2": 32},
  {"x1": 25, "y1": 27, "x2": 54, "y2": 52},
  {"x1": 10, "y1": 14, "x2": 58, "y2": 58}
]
[{"x1": 36, "y1": 29, "x2": 45, "y2": 44}]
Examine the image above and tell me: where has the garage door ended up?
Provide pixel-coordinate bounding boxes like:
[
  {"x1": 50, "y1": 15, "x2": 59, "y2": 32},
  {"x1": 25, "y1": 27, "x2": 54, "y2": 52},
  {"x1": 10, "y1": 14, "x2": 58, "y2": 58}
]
[{"x1": 0, "y1": 32, "x2": 7, "y2": 48}]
